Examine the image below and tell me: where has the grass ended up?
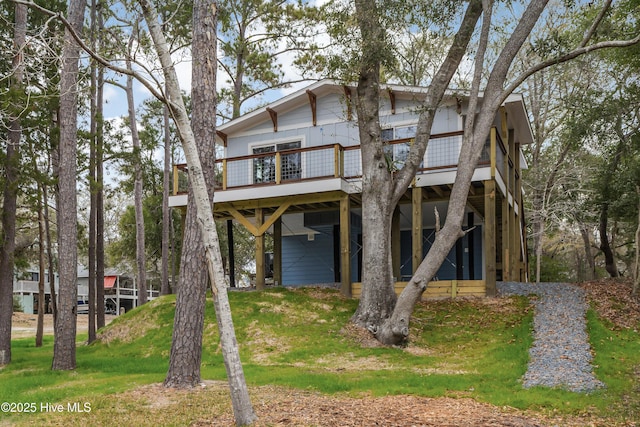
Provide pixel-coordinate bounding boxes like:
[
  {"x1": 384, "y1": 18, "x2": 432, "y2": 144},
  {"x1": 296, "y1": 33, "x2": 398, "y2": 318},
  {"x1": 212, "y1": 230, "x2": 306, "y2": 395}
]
[{"x1": 1, "y1": 286, "x2": 639, "y2": 425}]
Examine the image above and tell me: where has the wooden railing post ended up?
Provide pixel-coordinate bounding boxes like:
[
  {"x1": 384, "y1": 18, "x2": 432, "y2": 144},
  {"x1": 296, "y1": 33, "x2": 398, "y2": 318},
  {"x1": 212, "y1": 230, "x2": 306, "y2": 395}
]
[
  {"x1": 275, "y1": 152, "x2": 281, "y2": 184},
  {"x1": 334, "y1": 144, "x2": 340, "y2": 178},
  {"x1": 173, "y1": 165, "x2": 179, "y2": 195},
  {"x1": 222, "y1": 159, "x2": 227, "y2": 190}
]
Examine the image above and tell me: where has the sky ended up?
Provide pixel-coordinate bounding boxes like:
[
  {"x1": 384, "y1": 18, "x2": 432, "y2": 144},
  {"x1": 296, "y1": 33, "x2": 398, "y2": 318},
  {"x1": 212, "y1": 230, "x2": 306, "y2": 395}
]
[{"x1": 100, "y1": 0, "x2": 330, "y2": 122}]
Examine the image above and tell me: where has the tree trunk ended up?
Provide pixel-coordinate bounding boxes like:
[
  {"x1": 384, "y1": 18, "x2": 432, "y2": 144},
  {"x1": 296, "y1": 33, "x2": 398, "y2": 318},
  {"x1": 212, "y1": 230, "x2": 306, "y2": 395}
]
[
  {"x1": 528, "y1": 185, "x2": 546, "y2": 283},
  {"x1": 52, "y1": 0, "x2": 85, "y2": 371},
  {"x1": 161, "y1": 98, "x2": 172, "y2": 295},
  {"x1": 354, "y1": 0, "x2": 552, "y2": 345},
  {"x1": 36, "y1": 184, "x2": 46, "y2": 347},
  {"x1": 632, "y1": 186, "x2": 639, "y2": 296},
  {"x1": 0, "y1": 1, "x2": 26, "y2": 366},
  {"x1": 96, "y1": 56, "x2": 106, "y2": 329},
  {"x1": 165, "y1": 200, "x2": 208, "y2": 387},
  {"x1": 351, "y1": 0, "x2": 484, "y2": 343},
  {"x1": 348, "y1": 1, "x2": 398, "y2": 326},
  {"x1": 535, "y1": 219, "x2": 545, "y2": 283},
  {"x1": 87, "y1": 0, "x2": 106, "y2": 340},
  {"x1": 88, "y1": 0, "x2": 98, "y2": 342},
  {"x1": 598, "y1": 130, "x2": 628, "y2": 279},
  {"x1": 579, "y1": 223, "x2": 596, "y2": 281},
  {"x1": 139, "y1": 0, "x2": 256, "y2": 422},
  {"x1": 43, "y1": 182, "x2": 57, "y2": 322},
  {"x1": 164, "y1": 3, "x2": 216, "y2": 386},
  {"x1": 350, "y1": 76, "x2": 397, "y2": 329},
  {"x1": 599, "y1": 203, "x2": 619, "y2": 278},
  {"x1": 126, "y1": 36, "x2": 148, "y2": 306}
]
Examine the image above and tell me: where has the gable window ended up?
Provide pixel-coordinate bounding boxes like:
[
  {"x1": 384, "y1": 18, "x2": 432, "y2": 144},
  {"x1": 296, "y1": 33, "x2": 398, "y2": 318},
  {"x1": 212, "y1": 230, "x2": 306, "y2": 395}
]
[{"x1": 253, "y1": 141, "x2": 302, "y2": 183}]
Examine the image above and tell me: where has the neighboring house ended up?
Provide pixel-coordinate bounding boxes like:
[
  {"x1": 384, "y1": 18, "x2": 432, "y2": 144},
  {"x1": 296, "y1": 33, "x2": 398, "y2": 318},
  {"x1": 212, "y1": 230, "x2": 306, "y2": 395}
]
[
  {"x1": 77, "y1": 269, "x2": 159, "y2": 314},
  {"x1": 13, "y1": 268, "x2": 155, "y2": 315},
  {"x1": 12, "y1": 268, "x2": 58, "y2": 315},
  {"x1": 169, "y1": 80, "x2": 533, "y2": 298}
]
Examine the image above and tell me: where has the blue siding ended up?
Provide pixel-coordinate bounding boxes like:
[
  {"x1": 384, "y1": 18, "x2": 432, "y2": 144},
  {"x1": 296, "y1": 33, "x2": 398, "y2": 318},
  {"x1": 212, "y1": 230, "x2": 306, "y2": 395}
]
[
  {"x1": 281, "y1": 213, "x2": 362, "y2": 286},
  {"x1": 282, "y1": 228, "x2": 335, "y2": 285}
]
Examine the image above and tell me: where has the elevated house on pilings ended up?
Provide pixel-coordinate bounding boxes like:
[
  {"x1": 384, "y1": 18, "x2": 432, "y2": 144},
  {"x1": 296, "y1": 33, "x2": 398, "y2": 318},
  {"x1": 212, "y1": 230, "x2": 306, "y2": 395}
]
[{"x1": 169, "y1": 80, "x2": 533, "y2": 299}]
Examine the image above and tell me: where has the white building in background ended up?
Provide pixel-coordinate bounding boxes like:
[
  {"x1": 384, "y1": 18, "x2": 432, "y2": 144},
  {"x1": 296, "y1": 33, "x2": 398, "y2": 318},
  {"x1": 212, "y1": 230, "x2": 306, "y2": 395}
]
[
  {"x1": 12, "y1": 268, "x2": 58, "y2": 315},
  {"x1": 13, "y1": 267, "x2": 158, "y2": 315}
]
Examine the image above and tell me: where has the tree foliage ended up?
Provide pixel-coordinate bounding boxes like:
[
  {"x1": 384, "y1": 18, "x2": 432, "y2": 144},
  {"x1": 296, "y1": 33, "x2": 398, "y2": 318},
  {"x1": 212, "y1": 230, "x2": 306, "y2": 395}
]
[
  {"x1": 217, "y1": 0, "x2": 326, "y2": 119},
  {"x1": 520, "y1": 0, "x2": 640, "y2": 281}
]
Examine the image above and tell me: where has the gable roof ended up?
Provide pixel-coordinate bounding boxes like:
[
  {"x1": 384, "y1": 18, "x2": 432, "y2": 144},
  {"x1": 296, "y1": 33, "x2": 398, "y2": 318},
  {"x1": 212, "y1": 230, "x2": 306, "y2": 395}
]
[{"x1": 217, "y1": 79, "x2": 534, "y2": 145}]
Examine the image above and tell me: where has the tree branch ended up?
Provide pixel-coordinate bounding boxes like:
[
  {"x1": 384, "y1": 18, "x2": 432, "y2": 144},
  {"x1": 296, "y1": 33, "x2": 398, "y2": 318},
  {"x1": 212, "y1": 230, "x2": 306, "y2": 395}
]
[
  {"x1": 580, "y1": 0, "x2": 613, "y2": 48},
  {"x1": 11, "y1": 0, "x2": 168, "y2": 103},
  {"x1": 504, "y1": 34, "x2": 640, "y2": 99},
  {"x1": 392, "y1": 0, "x2": 484, "y2": 201}
]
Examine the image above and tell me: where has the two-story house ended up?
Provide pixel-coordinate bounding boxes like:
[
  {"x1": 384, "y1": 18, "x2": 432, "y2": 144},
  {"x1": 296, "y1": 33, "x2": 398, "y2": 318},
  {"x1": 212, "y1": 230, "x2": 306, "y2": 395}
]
[
  {"x1": 169, "y1": 80, "x2": 533, "y2": 298},
  {"x1": 13, "y1": 268, "x2": 153, "y2": 315}
]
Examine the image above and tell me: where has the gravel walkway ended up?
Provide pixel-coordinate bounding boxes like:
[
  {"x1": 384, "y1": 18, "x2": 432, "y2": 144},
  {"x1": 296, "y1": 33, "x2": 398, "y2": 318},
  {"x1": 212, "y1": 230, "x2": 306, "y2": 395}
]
[{"x1": 497, "y1": 282, "x2": 605, "y2": 393}]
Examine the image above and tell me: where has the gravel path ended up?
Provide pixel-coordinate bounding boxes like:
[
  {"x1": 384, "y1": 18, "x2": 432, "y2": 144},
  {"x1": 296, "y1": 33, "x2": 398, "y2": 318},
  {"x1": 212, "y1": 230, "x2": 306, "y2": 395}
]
[{"x1": 497, "y1": 282, "x2": 605, "y2": 393}]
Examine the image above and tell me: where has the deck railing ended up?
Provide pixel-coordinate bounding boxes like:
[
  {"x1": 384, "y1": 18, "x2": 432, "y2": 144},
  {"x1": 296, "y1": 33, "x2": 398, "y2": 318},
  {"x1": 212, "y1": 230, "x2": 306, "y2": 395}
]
[{"x1": 173, "y1": 129, "x2": 504, "y2": 195}]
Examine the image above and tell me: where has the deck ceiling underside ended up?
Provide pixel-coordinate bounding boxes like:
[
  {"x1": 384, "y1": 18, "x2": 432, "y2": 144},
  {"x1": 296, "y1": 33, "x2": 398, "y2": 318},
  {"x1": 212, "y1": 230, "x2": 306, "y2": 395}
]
[{"x1": 212, "y1": 181, "x2": 489, "y2": 221}]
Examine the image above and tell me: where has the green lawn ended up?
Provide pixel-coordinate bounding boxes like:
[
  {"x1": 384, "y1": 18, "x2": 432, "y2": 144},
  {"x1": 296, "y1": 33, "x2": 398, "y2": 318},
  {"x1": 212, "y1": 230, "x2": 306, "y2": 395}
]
[{"x1": 1, "y1": 287, "x2": 639, "y2": 425}]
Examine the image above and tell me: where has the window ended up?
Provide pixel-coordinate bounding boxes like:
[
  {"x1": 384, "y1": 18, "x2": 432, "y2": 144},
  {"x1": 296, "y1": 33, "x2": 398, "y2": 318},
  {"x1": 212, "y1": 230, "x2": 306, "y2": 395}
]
[
  {"x1": 382, "y1": 125, "x2": 416, "y2": 169},
  {"x1": 253, "y1": 141, "x2": 302, "y2": 183}
]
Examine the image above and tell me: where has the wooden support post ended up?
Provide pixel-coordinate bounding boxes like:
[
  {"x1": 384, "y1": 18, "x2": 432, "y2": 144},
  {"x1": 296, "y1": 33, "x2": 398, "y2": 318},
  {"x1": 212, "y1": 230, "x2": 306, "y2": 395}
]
[
  {"x1": 514, "y1": 141, "x2": 525, "y2": 280},
  {"x1": 509, "y1": 135, "x2": 518, "y2": 279},
  {"x1": 484, "y1": 181, "x2": 497, "y2": 296},
  {"x1": 340, "y1": 194, "x2": 352, "y2": 297},
  {"x1": 502, "y1": 194, "x2": 510, "y2": 281},
  {"x1": 511, "y1": 203, "x2": 518, "y2": 281},
  {"x1": 392, "y1": 206, "x2": 401, "y2": 281},
  {"x1": 467, "y1": 211, "x2": 475, "y2": 280},
  {"x1": 490, "y1": 128, "x2": 497, "y2": 178},
  {"x1": 412, "y1": 186, "x2": 423, "y2": 274},
  {"x1": 273, "y1": 217, "x2": 282, "y2": 287},
  {"x1": 451, "y1": 280, "x2": 458, "y2": 298},
  {"x1": 255, "y1": 208, "x2": 265, "y2": 290},
  {"x1": 456, "y1": 238, "x2": 464, "y2": 280}
]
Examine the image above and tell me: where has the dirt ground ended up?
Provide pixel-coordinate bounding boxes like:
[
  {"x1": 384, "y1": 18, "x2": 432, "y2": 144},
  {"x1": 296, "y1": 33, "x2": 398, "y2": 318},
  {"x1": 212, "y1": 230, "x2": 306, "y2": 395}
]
[
  {"x1": 11, "y1": 312, "x2": 116, "y2": 339},
  {"x1": 121, "y1": 380, "x2": 610, "y2": 427}
]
